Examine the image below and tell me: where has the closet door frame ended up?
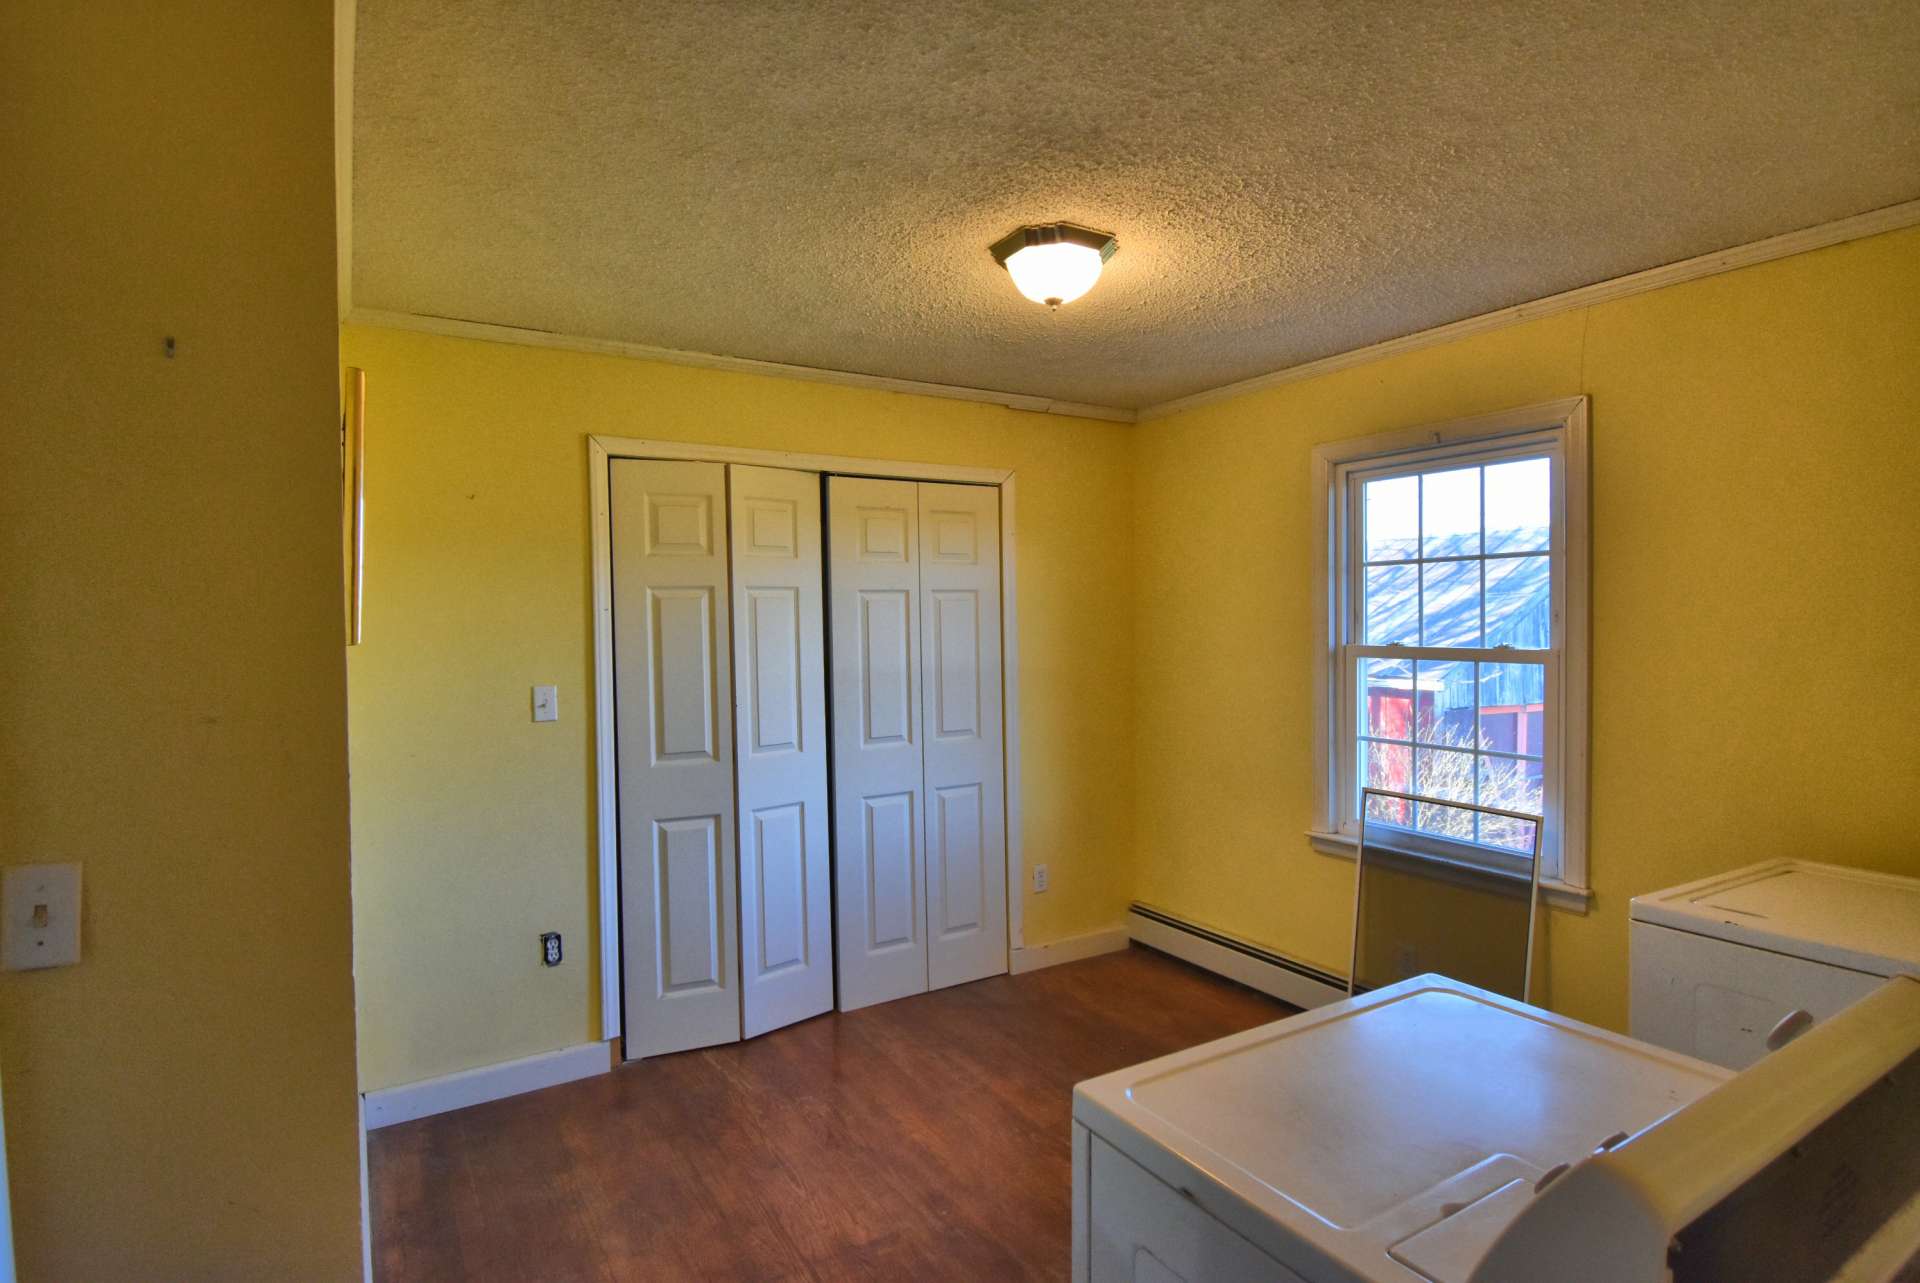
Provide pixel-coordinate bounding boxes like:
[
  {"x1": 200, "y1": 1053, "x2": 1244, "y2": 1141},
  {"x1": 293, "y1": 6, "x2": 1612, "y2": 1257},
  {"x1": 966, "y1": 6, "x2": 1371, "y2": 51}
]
[{"x1": 588, "y1": 436, "x2": 1024, "y2": 1052}]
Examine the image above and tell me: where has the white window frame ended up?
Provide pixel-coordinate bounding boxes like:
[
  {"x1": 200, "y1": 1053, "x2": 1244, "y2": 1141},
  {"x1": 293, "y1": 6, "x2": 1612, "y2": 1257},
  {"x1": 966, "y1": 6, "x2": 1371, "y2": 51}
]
[{"x1": 1309, "y1": 398, "x2": 1590, "y2": 906}]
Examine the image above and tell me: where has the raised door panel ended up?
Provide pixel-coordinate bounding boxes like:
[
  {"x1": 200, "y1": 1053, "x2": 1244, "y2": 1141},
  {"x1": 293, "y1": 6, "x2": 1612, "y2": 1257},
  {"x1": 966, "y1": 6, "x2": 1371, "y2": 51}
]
[
  {"x1": 749, "y1": 802, "x2": 808, "y2": 973},
  {"x1": 745, "y1": 587, "x2": 801, "y2": 755},
  {"x1": 860, "y1": 590, "x2": 914, "y2": 744},
  {"x1": 729, "y1": 465, "x2": 833, "y2": 1039},
  {"x1": 919, "y1": 483, "x2": 1008, "y2": 991},
  {"x1": 649, "y1": 587, "x2": 719, "y2": 762},
  {"x1": 655, "y1": 815, "x2": 724, "y2": 991},
  {"x1": 933, "y1": 784, "x2": 986, "y2": 937},
  {"x1": 611, "y1": 459, "x2": 740, "y2": 1058},
  {"x1": 828, "y1": 476, "x2": 929, "y2": 1011},
  {"x1": 930, "y1": 589, "x2": 981, "y2": 740},
  {"x1": 864, "y1": 791, "x2": 919, "y2": 950}
]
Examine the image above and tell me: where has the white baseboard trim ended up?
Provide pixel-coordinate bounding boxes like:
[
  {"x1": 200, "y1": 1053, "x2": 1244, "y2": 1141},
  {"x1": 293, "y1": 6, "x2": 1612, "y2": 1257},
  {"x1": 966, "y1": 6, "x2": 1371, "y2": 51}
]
[
  {"x1": 1127, "y1": 906, "x2": 1349, "y2": 1011},
  {"x1": 363, "y1": 1040, "x2": 613, "y2": 1130},
  {"x1": 1010, "y1": 924, "x2": 1131, "y2": 975}
]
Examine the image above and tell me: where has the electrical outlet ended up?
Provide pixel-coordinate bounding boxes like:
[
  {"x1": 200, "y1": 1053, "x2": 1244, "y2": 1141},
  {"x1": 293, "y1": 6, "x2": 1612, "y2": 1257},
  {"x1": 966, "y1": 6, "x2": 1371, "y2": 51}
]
[
  {"x1": 541, "y1": 932, "x2": 563, "y2": 967},
  {"x1": 1032, "y1": 863, "x2": 1050, "y2": 893}
]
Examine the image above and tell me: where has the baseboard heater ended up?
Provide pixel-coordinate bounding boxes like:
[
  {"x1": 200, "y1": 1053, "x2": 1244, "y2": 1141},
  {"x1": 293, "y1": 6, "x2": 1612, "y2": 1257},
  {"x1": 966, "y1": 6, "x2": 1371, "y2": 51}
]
[{"x1": 1127, "y1": 903, "x2": 1350, "y2": 1012}]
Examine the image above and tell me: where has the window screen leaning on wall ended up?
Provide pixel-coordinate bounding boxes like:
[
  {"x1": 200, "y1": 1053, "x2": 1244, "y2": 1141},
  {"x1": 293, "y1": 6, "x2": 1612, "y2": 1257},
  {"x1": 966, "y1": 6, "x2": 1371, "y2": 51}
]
[{"x1": 1317, "y1": 400, "x2": 1589, "y2": 889}]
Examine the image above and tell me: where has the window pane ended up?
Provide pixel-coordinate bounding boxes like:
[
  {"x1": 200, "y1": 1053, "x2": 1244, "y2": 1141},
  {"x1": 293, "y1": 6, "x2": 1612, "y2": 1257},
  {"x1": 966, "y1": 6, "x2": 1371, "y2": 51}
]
[
  {"x1": 1361, "y1": 740, "x2": 1412, "y2": 826},
  {"x1": 1361, "y1": 658, "x2": 1414, "y2": 739},
  {"x1": 1414, "y1": 799, "x2": 1478, "y2": 841},
  {"x1": 1421, "y1": 560, "x2": 1481, "y2": 646},
  {"x1": 1364, "y1": 475, "x2": 1418, "y2": 562},
  {"x1": 1421, "y1": 467, "x2": 1480, "y2": 558},
  {"x1": 1478, "y1": 756, "x2": 1544, "y2": 854},
  {"x1": 1478, "y1": 663, "x2": 1546, "y2": 754},
  {"x1": 1414, "y1": 743, "x2": 1475, "y2": 842},
  {"x1": 1484, "y1": 458, "x2": 1550, "y2": 553},
  {"x1": 1413, "y1": 659, "x2": 1475, "y2": 749},
  {"x1": 1414, "y1": 746, "x2": 1476, "y2": 804},
  {"x1": 1362, "y1": 780, "x2": 1412, "y2": 830},
  {"x1": 1365, "y1": 564, "x2": 1418, "y2": 645},
  {"x1": 1484, "y1": 555, "x2": 1550, "y2": 649}
]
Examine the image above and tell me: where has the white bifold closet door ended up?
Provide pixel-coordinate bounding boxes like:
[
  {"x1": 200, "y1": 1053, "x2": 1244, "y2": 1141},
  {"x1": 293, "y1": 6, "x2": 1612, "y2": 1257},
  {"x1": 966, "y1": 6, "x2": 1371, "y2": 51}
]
[
  {"x1": 918, "y1": 482, "x2": 1008, "y2": 991},
  {"x1": 728, "y1": 465, "x2": 834, "y2": 1038},
  {"x1": 828, "y1": 477, "x2": 1006, "y2": 1012},
  {"x1": 828, "y1": 478, "x2": 927, "y2": 1009},
  {"x1": 610, "y1": 459, "x2": 740, "y2": 1058}
]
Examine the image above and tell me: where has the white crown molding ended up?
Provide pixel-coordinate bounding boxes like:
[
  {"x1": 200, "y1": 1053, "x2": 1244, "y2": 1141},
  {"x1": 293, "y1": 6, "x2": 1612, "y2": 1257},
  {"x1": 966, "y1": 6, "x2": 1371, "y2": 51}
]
[
  {"x1": 343, "y1": 306, "x2": 1137, "y2": 423},
  {"x1": 1136, "y1": 198, "x2": 1920, "y2": 422}
]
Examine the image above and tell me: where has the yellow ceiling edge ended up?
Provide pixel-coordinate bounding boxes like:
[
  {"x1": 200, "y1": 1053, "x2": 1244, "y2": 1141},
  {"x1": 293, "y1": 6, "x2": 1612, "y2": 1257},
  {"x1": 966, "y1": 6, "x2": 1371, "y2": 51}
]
[
  {"x1": 1135, "y1": 198, "x2": 1920, "y2": 423},
  {"x1": 343, "y1": 197, "x2": 1920, "y2": 431},
  {"x1": 343, "y1": 307, "x2": 1139, "y2": 424}
]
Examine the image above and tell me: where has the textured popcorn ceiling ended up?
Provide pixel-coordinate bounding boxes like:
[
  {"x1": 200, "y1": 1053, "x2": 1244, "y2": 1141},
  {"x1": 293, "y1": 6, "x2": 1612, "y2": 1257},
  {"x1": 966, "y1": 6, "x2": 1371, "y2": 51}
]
[{"x1": 352, "y1": 0, "x2": 1920, "y2": 411}]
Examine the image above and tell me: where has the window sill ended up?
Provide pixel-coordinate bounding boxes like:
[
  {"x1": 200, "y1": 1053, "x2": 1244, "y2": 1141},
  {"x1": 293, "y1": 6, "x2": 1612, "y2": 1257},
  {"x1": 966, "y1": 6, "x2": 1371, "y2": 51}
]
[{"x1": 1306, "y1": 830, "x2": 1592, "y2": 913}]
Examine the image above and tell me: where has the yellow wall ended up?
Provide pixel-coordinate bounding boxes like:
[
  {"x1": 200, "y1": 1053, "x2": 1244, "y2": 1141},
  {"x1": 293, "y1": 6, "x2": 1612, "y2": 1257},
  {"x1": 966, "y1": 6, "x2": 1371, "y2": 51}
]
[
  {"x1": 348, "y1": 227, "x2": 1918, "y2": 1084},
  {"x1": 340, "y1": 325, "x2": 1136, "y2": 1090},
  {"x1": 1133, "y1": 225, "x2": 1920, "y2": 1031},
  {"x1": 0, "y1": 3, "x2": 363, "y2": 1278}
]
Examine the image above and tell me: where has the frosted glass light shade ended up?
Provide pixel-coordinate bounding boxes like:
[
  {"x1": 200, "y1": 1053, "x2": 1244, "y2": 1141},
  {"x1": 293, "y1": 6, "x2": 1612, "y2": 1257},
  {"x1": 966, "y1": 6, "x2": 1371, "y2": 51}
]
[
  {"x1": 989, "y1": 223, "x2": 1119, "y2": 308},
  {"x1": 1004, "y1": 241, "x2": 1105, "y2": 307}
]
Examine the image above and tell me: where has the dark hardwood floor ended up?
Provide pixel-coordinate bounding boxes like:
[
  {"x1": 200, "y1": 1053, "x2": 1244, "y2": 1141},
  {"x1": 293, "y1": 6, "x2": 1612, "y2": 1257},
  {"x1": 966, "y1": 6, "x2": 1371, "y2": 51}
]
[{"x1": 369, "y1": 945, "x2": 1291, "y2": 1282}]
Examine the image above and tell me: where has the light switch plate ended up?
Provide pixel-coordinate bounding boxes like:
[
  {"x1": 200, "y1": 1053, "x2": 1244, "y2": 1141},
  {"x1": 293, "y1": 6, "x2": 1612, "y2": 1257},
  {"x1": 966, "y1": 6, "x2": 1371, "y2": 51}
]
[
  {"x1": 3, "y1": 863, "x2": 82, "y2": 970},
  {"x1": 532, "y1": 685, "x2": 559, "y2": 723}
]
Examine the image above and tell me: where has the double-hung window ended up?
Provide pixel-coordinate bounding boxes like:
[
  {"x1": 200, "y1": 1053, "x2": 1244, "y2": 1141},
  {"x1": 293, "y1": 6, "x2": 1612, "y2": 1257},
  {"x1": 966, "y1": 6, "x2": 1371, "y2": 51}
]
[{"x1": 1313, "y1": 399, "x2": 1589, "y2": 893}]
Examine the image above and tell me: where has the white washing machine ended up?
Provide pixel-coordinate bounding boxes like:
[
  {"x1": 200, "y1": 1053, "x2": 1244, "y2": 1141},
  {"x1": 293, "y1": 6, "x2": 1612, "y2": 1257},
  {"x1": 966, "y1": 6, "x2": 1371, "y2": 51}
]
[
  {"x1": 1072, "y1": 971, "x2": 1920, "y2": 1283},
  {"x1": 1630, "y1": 859, "x2": 1920, "y2": 1069},
  {"x1": 1070, "y1": 975, "x2": 1728, "y2": 1283}
]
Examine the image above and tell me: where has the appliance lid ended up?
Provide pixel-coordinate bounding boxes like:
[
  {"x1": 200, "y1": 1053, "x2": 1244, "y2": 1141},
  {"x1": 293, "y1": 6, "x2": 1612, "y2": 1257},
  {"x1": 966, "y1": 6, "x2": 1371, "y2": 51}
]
[
  {"x1": 1073, "y1": 976, "x2": 1726, "y2": 1281},
  {"x1": 1629, "y1": 860, "x2": 1920, "y2": 976}
]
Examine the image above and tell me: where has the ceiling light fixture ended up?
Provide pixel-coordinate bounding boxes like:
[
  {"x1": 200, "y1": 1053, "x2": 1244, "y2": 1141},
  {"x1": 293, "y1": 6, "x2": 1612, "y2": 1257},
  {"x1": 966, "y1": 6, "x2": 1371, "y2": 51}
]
[{"x1": 989, "y1": 222, "x2": 1118, "y2": 309}]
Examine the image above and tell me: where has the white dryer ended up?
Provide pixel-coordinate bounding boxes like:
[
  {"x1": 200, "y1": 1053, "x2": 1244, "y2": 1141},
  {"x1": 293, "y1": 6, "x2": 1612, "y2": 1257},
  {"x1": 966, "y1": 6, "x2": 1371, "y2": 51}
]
[{"x1": 1629, "y1": 859, "x2": 1920, "y2": 1069}]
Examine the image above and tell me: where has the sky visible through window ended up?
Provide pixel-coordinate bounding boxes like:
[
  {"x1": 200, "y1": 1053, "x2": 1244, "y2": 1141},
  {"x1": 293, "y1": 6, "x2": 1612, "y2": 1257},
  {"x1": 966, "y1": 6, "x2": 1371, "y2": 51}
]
[{"x1": 1358, "y1": 458, "x2": 1550, "y2": 854}]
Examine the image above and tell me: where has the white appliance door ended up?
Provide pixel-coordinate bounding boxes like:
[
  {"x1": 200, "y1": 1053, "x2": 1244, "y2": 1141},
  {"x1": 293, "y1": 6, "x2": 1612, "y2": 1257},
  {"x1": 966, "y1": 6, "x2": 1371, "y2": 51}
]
[
  {"x1": 729, "y1": 465, "x2": 834, "y2": 1038},
  {"x1": 1088, "y1": 1135, "x2": 1308, "y2": 1283},
  {"x1": 611, "y1": 459, "x2": 741, "y2": 1058},
  {"x1": 828, "y1": 476, "x2": 929, "y2": 1010},
  {"x1": 918, "y1": 482, "x2": 1009, "y2": 990},
  {"x1": 1630, "y1": 921, "x2": 1883, "y2": 1069}
]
